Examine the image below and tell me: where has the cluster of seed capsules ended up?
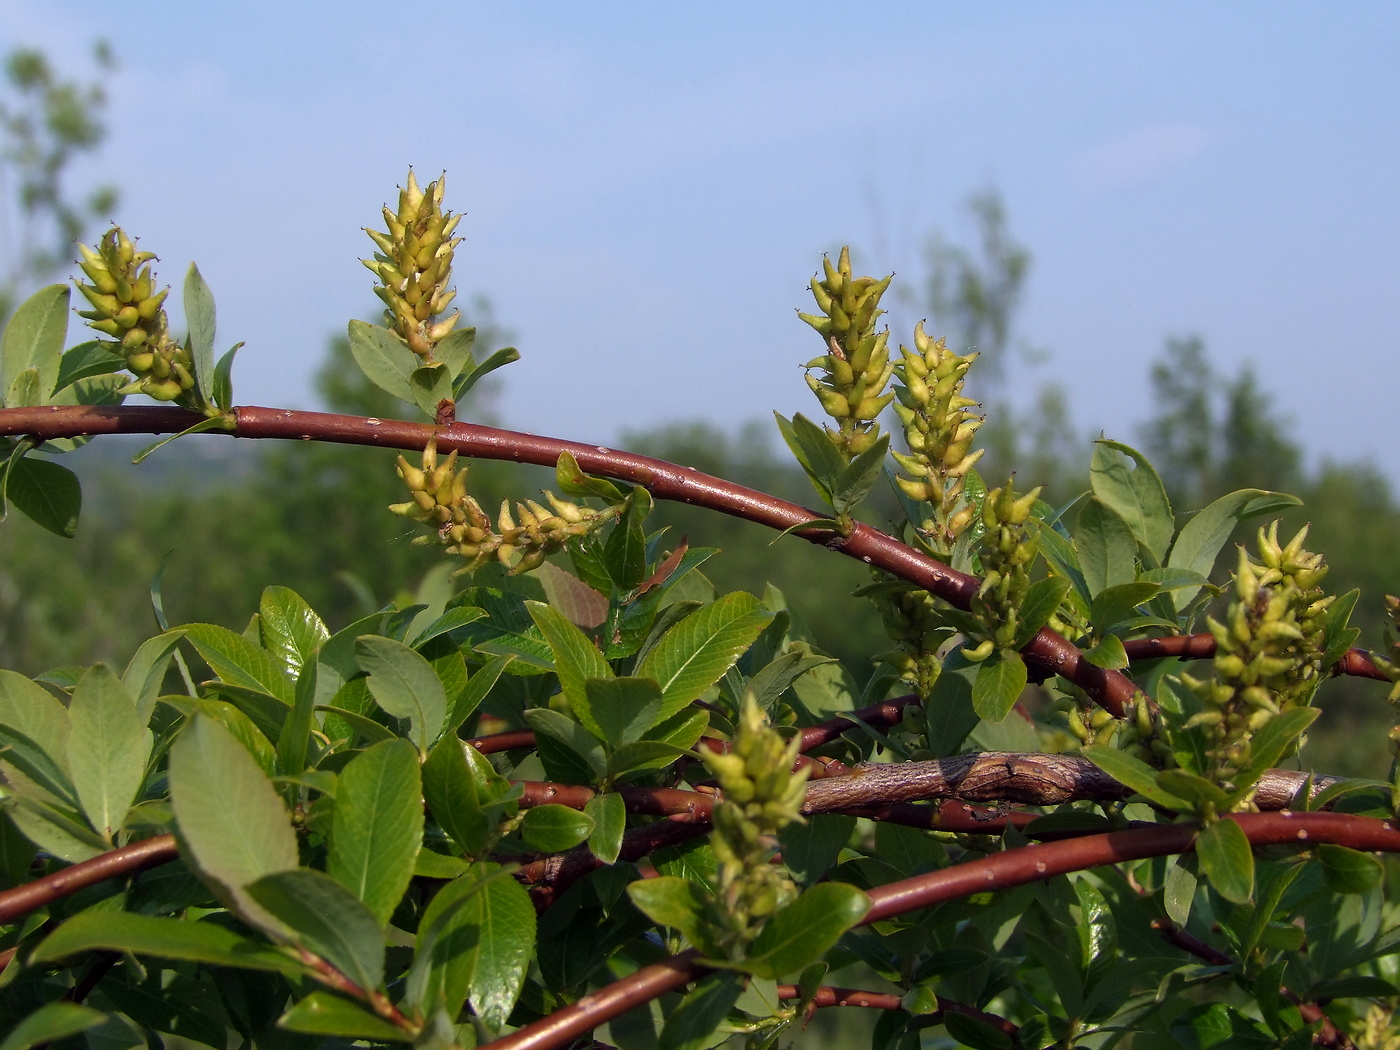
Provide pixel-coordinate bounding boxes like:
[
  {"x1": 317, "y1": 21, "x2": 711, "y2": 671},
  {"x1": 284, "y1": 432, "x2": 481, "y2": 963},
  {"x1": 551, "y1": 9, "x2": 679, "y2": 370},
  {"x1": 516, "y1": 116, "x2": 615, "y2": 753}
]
[
  {"x1": 796, "y1": 247, "x2": 895, "y2": 458},
  {"x1": 701, "y1": 696, "x2": 808, "y2": 957},
  {"x1": 963, "y1": 480, "x2": 1042, "y2": 661},
  {"x1": 1182, "y1": 523, "x2": 1333, "y2": 791},
  {"x1": 75, "y1": 227, "x2": 197, "y2": 403},
  {"x1": 363, "y1": 170, "x2": 463, "y2": 359},
  {"x1": 391, "y1": 440, "x2": 610, "y2": 574},
  {"x1": 890, "y1": 321, "x2": 985, "y2": 554}
]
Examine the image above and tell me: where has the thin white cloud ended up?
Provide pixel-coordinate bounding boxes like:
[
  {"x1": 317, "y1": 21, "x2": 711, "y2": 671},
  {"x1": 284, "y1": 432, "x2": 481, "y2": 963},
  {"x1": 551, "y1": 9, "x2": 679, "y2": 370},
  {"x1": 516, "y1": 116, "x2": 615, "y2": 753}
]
[{"x1": 1078, "y1": 123, "x2": 1212, "y2": 191}]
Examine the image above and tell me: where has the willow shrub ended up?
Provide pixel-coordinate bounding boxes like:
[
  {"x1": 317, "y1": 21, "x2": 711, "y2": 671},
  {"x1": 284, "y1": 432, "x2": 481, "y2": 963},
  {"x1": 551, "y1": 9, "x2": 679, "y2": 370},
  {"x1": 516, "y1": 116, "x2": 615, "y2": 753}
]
[{"x1": 2, "y1": 172, "x2": 1400, "y2": 1050}]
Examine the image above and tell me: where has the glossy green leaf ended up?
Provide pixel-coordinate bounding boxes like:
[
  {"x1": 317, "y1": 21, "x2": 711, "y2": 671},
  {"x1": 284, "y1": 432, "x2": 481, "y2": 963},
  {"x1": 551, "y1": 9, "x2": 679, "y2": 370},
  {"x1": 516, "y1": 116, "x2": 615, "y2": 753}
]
[
  {"x1": 278, "y1": 992, "x2": 409, "y2": 1042},
  {"x1": 1156, "y1": 769, "x2": 1231, "y2": 813},
  {"x1": 637, "y1": 592, "x2": 773, "y2": 720},
  {"x1": 122, "y1": 633, "x2": 183, "y2": 726},
  {"x1": 773, "y1": 412, "x2": 844, "y2": 506},
  {"x1": 247, "y1": 868, "x2": 385, "y2": 992},
  {"x1": 1240, "y1": 707, "x2": 1319, "y2": 787},
  {"x1": 524, "y1": 707, "x2": 607, "y2": 781},
  {"x1": 211, "y1": 340, "x2": 243, "y2": 410},
  {"x1": 942, "y1": 1013, "x2": 1014, "y2": 1050},
  {"x1": 585, "y1": 791, "x2": 626, "y2": 864},
  {"x1": 182, "y1": 262, "x2": 217, "y2": 404},
  {"x1": 259, "y1": 586, "x2": 328, "y2": 680},
  {"x1": 53, "y1": 340, "x2": 122, "y2": 394},
  {"x1": 1075, "y1": 498, "x2": 1137, "y2": 597},
  {"x1": 0, "y1": 1002, "x2": 104, "y2": 1050},
  {"x1": 329, "y1": 738, "x2": 423, "y2": 926},
  {"x1": 520, "y1": 803, "x2": 595, "y2": 852},
  {"x1": 744, "y1": 882, "x2": 870, "y2": 978},
  {"x1": 607, "y1": 739, "x2": 692, "y2": 779},
  {"x1": 467, "y1": 865, "x2": 536, "y2": 1032},
  {"x1": 1196, "y1": 818, "x2": 1255, "y2": 904},
  {"x1": 602, "y1": 490, "x2": 649, "y2": 590},
  {"x1": 6, "y1": 456, "x2": 81, "y2": 537},
  {"x1": 444, "y1": 653, "x2": 512, "y2": 737},
  {"x1": 404, "y1": 864, "x2": 504, "y2": 1019},
  {"x1": 423, "y1": 736, "x2": 491, "y2": 855},
  {"x1": 1317, "y1": 843, "x2": 1383, "y2": 894},
  {"x1": 183, "y1": 622, "x2": 294, "y2": 702},
  {"x1": 66, "y1": 664, "x2": 149, "y2": 838},
  {"x1": 409, "y1": 361, "x2": 456, "y2": 417},
  {"x1": 1, "y1": 284, "x2": 67, "y2": 403},
  {"x1": 168, "y1": 715, "x2": 299, "y2": 933},
  {"x1": 971, "y1": 650, "x2": 1027, "y2": 722},
  {"x1": 433, "y1": 325, "x2": 477, "y2": 380},
  {"x1": 1074, "y1": 878, "x2": 1116, "y2": 970},
  {"x1": 1167, "y1": 489, "x2": 1303, "y2": 606},
  {"x1": 555, "y1": 450, "x2": 628, "y2": 503},
  {"x1": 454, "y1": 344, "x2": 519, "y2": 399},
  {"x1": 585, "y1": 675, "x2": 662, "y2": 745},
  {"x1": 627, "y1": 875, "x2": 714, "y2": 953},
  {"x1": 1033, "y1": 519, "x2": 1092, "y2": 606},
  {"x1": 31, "y1": 911, "x2": 303, "y2": 975},
  {"x1": 276, "y1": 661, "x2": 317, "y2": 778},
  {"x1": 1088, "y1": 581, "x2": 1162, "y2": 634},
  {"x1": 778, "y1": 813, "x2": 855, "y2": 886},
  {"x1": 1082, "y1": 634, "x2": 1128, "y2": 669},
  {"x1": 1164, "y1": 856, "x2": 1198, "y2": 927},
  {"x1": 925, "y1": 661, "x2": 980, "y2": 757},
  {"x1": 1091, "y1": 440, "x2": 1174, "y2": 561},
  {"x1": 832, "y1": 432, "x2": 891, "y2": 515},
  {"x1": 1082, "y1": 745, "x2": 1187, "y2": 810},
  {"x1": 526, "y1": 601, "x2": 611, "y2": 736},
  {"x1": 347, "y1": 319, "x2": 417, "y2": 402},
  {"x1": 658, "y1": 972, "x2": 744, "y2": 1050},
  {"x1": 1013, "y1": 576, "x2": 1073, "y2": 647},
  {"x1": 355, "y1": 634, "x2": 447, "y2": 751}
]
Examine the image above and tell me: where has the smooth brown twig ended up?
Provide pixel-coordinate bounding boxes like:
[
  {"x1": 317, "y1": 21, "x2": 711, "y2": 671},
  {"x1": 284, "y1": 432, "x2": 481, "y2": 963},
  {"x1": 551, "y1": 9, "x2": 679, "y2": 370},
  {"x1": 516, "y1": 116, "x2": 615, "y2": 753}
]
[
  {"x1": 0, "y1": 834, "x2": 178, "y2": 925},
  {"x1": 1124, "y1": 634, "x2": 1388, "y2": 682}
]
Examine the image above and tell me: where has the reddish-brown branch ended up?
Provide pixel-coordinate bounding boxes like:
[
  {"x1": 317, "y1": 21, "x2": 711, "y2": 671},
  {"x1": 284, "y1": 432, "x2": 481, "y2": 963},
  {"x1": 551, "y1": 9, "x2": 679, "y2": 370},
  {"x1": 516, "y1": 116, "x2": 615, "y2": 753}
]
[
  {"x1": 1150, "y1": 919, "x2": 1353, "y2": 1049},
  {"x1": 1124, "y1": 635, "x2": 1388, "y2": 683},
  {"x1": 487, "y1": 811, "x2": 1400, "y2": 1050},
  {"x1": 0, "y1": 834, "x2": 177, "y2": 924},
  {"x1": 0, "y1": 405, "x2": 1140, "y2": 715},
  {"x1": 776, "y1": 984, "x2": 902, "y2": 1011}
]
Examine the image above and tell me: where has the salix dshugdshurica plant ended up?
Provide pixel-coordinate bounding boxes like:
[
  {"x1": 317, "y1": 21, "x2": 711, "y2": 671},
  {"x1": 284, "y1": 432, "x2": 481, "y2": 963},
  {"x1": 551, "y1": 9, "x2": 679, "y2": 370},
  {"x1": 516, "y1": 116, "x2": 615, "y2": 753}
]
[{"x1": 3, "y1": 171, "x2": 1400, "y2": 1050}]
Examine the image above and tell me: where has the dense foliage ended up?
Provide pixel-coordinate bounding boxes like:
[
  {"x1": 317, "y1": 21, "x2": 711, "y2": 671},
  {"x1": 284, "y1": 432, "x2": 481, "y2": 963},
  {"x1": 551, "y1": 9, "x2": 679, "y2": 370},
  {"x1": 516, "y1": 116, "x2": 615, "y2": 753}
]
[{"x1": 2, "y1": 168, "x2": 1400, "y2": 1050}]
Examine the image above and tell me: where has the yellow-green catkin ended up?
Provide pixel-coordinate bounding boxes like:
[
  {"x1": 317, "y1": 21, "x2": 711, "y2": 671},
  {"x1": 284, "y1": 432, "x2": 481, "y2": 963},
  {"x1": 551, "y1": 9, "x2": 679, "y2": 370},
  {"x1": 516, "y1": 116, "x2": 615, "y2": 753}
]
[
  {"x1": 1181, "y1": 523, "x2": 1332, "y2": 797},
  {"x1": 363, "y1": 170, "x2": 462, "y2": 359},
  {"x1": 964, "y1": 479, "x2": 1041, "y2": 660},
  {"x1": 699, "y1": 695, "x2": 808, "y2": 960},
  {"x1": 391, "y1": 439, "x2": 613, "y2": 574},
  {"x1": 74, "y1": 227, "x2": 199, "y2": 406},
  {"x1": 890, "y1": 321, "x2": 985, "y2": 557},
  {"x1": 797, "y1": 247, "x2": 895, "y2": 460}
]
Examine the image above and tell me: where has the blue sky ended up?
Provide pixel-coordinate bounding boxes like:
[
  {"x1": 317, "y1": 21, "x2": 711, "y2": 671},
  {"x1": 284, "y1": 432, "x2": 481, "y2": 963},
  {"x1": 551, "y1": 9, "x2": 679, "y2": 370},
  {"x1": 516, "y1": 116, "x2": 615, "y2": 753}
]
[{"x1": 3, "y1": 3, "x2": 1398, "y2": 481}]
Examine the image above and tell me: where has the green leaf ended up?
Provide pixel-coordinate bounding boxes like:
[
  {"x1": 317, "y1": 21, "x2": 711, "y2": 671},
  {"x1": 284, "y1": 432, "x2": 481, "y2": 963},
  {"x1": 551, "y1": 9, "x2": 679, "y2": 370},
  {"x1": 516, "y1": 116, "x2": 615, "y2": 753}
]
[
  {"x1": 53, "y1": 341, "x2": 123, "y2": 394},
  {"x1": 247, "y1": 868, "x2": 386, "y2": 992},
  {"x1": 66, "y1": 664, "x2": 149, "y2": 838},
  {"x1": 627, "y1": 876, "x2": 715, "y2": 952},
  {"x1": 423, "y1": 736, "x2": 491, "y2": 855},
  {"x1": 778, "y1": 814, "x2": 855, "y2": 886},
  {"x1": 524, "y1": 707, "x2": 607, "y2": 781},
  {"x1": 184, "y1": 262, "x2": 217, "y2": 405},
  {"x1": 467, "y1": 865, "x2": 536, "y2": 1032},
  {"x1": 942, "y1": 1013, "x2": 1014, "y2": 1050},
  {"x1": 1317, "y1": 843, "x2": 1383, "y2": 894},
  {"x1": 744, "y1": 649, "x2": 834, "y2": 712},
  {"x1": 658, "y1": 972, "x2": 744, "y2": 1050},
  {"x1": 278, "y1": 992, "x2": 409, "y2": 1042},
  {"x1": 1082, "y1": 745, "x2": 1188, "y2": 810},
  {"x1": 773, "y1": 412, "x2": 844, "y2": 507},
  {"x1": 0, "y1": 668, "x2": 72, "y2": 777},
  {"x1": 1013, "y1": 576, "x2": 1073, "y2": 648},
  {"x1": 347, "y1": 319, "x2": 417, "y2": 403},
  {"x1": 259, "y1": 586, "x2": 328, "y2": 680},
  {"x1": 1078, "y1": 634, "x2": 1127, "y2": 670},
  {"x1": 832, "y1": 432, "x2": 891, "y2": 515},
  {"x1": 924, "y1": 661, "x2": 980, "y2": 757},
  {"x1": 526, "y1": 601, "x2": 611, "y2": 736},
  {"x1": 1321, "y1": 587, "x2": 1361, "y2": 669},
  {"x1": 1075, "y1": 498, "x2": 1137, "y2": 597},
  {"x1": 1032, "y1": 519, "x2": 1091, "y2": 607},
  {"x1": 6, "y1": 456, "x2": 81, "y2": 537},
  {"x1": 555, "y1": 450, "x2": 628, "y2": 503},
  {"x1": 432, "y1": 325, "x2": 478, "y2": 380},
  {"x1": 410, "y1": 361, "x2": 456, "y2": 417},
  {"x1": 404, "y1": 863, "x2": 507, "y2": 1020},
  {"x1": 520, "y1": 803, "x2": 595, "y2": 852},
  {"x1": 1167, "y1": 489, "x2": 1303, "y2": 607},
  {"x1": 637, "y1": 592, "x2": 773, "y2": 720},
  {"x1": 586, "y1": 675, "x2": 663, "y2": 746},
  {"x1": 1088, "y1": 581, "x2": 1162, "y2": 635},
  {"x1": 212, "y1": 341, "x2": 243, "y2": 410},
  {"x1": 183, "y1": 622, "x2": 294, "y2": 702},
  {"x1": 1164, "y1": 856, "x2": 1198, "y2": 927},
  {"x1": 454, "y1": 345, "x2": 520, "y2": 399},
  {"x1": 745, "y1": 882, "x2": 870, "y2": 978},
  {"x1": 444, "y1": 653, "x2": 512, "y2": 738},
  {"x1": 329, "y1": 738, "x2": 423, "y2": 926},
  {"x1": 169, "y1": 715, "x2": 299, "y2": 934},
  {"x1": 5, "y1": 795, "x2": 105, "y2": 861},
  {"x1": 5, "y1": 367, "x2": 39, "y2": 408},
  {"x1": 0, "y1": 722, "x2": 79, "y2": 808},
  {"x1": 355, "y1": 634, "x2": 447, "y2": 752},
  {"x1": 277, "y1": 661, "x2": 317, "y2": 778},
  {"x1": 0, "y1": 1002, "x2": 104, "y2": 1050},
  {"x1": 129, "y1": 413, "x2": 232, "y2": 464},
  {"x1": 607, "y1": 739, "x2": 692, "y2": 780},
  {"x1": 1196, "y1": 819, "x2": 1255, "y2": 904},
  {"x1": 971, "y1": 650, "x2": 1027, "y2": 722},
  {"x1": 1, "y1": 284, "x2": 67, "y2": 404},
  {"x1": 603, "y1": 490, "x2": 650, "y2": 590},
  {"x1": 1091, "y1": 440, "x2": 1174, "y2": 562},
  {"x1": 31, "y1": 911, "x2": 303, "y2": 975},
  {"x1": 1156, "y1": 769, "x2": 1231, "y2": 813},
  {"x1": 122, "y1": 633, "x2": 183, "y2": 726},
  {"x1": 585, "y1": 791, "x2": 626, "y2": 864},
  {"x1": 1238, "y1": 707, "x2": 1318, "y2": 789}
]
